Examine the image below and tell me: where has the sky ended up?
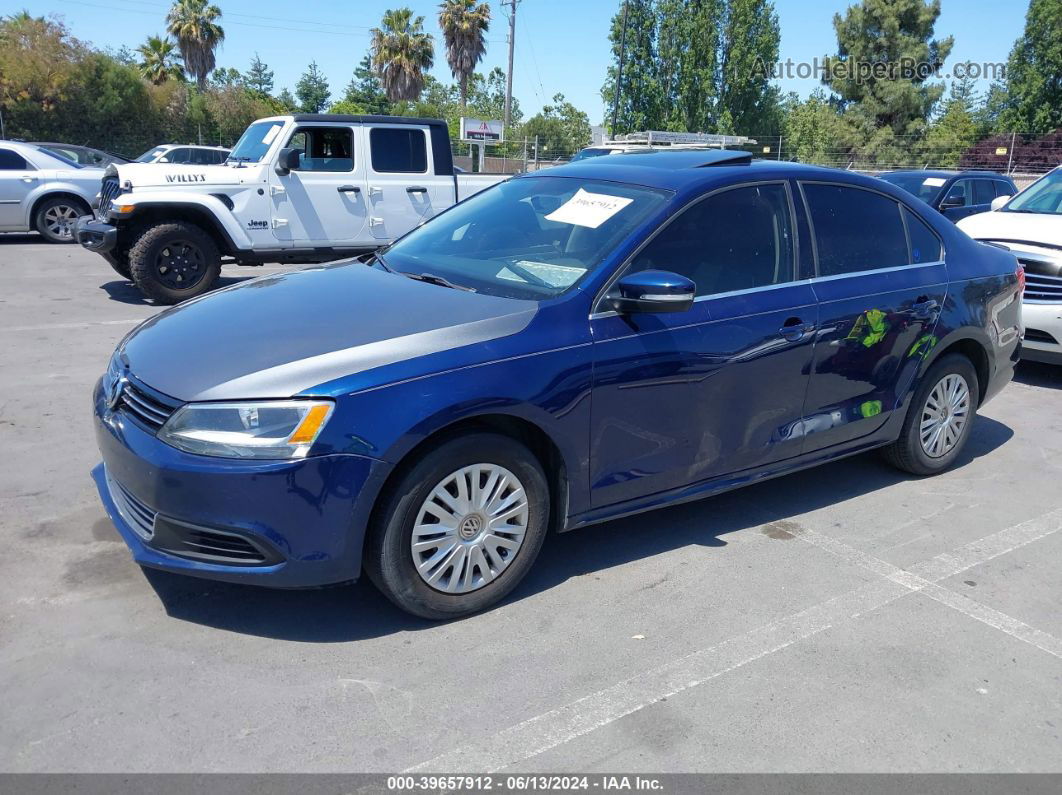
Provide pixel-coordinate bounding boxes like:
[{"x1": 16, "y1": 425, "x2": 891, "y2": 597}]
[{"x1": 5, "y1": 0, "x2": 1029, "y2": 127}]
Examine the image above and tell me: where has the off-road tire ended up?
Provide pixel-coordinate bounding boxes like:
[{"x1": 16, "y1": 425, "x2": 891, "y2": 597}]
[
  {"x1": 102, "y1": 251, "x2": 132, "y2": 280},
  {"x1": 129, "y1": 221, "x2": 221, "y2": 304},
  {"x1": 883, "y1": 353, "x2": 979, "y2": 476},
  {"x1": 34, "y1": 196, "x2": 89, "y2": 244},
  {"x1": 364, "y1": 433, "x2": 550, "y2": 620}
]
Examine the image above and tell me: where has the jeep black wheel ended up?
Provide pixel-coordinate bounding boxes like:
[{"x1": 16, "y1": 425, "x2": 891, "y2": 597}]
[{"x1": 129, "y1": 222, "x2": 221, "y2": 304}]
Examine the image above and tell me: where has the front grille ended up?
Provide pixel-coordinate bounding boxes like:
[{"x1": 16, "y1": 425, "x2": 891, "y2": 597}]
[
  {"x1": 1023, "y1": 272, "x2": 1062, "y2": 303},
  {"x1": 107, "y1": 476, "x2": 156, "y2": 540},
  {"x1": 1024, "y1": 327, "x2": 1059, "y2": 345},
  {"x1": 97, "y1": 176, "x2": 121, "y2": 219},
  {"x1": 118, "y1": 377, "x2": 180, "y2": 433},
  {"x1": 152, "y1": 517, "x2": 280, "y2": 566}
]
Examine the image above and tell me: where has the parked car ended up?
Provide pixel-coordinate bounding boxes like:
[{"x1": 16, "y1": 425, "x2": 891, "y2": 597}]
[
  {"x1": 134, "y1": 144, "x2": 231, "y2": 165},
  {"x1": 878, "y1": 169, "x2": 1016, "y2": 222},
  {"x1": 958, "y1": 166, "x2": 1062, "y2": 365},
  {"x1": 32, "y1": 142, "x2": 132, "y2": 168},
  {"x1": 0, "y1": 140, "x2": 104, "y2": 242},
  {"x1": 92, "y1": 151, "x2": 1022, "y2": 619},
  {"x1": 76, "y1": 114, "x2": 509, "y2": 303}
]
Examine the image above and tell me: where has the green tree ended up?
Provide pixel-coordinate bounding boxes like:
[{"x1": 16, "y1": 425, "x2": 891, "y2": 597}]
[
  {"x1": 166, "y1": 0, "x2": 225, "y2": 90},
  {"x1": 136, "y1": 35, "x2": 182, "y2": 85},
  {"x1": 719, "y1": 0, "x2": 782, "y2": 135},
  {"x1": 523, "y1": 92, "x2": 592, "y2": 157},
  {"x1": 997, "y1": 0, "x2": 1062, "y2": 133},
  {"x1": 244, "y1": 53, "x2": 273, "y2": 96},
  {"x1": 204, "y1": 85, "x2": 283, "y2": 143},
  {"x1": 823, "y1": 0, "x2": 953, "y2": 159},
  {"x1": 342, "y1": 54, "x2": 391, "y2": 114},
  {"x1": 438, "y1": 0, "x2": 491, "y2": 110},
  {"x1": 601, "y1": 0, "x2": 663, "y2": 134},
  {"x1": 295, "y1": 60, "x2": 330, "y2": 113},
  {"x1": 276, "y1": 87, "x2": 297, "y2": 112},
  {"x1": 781, "y1": 89, "x2": 844, "y2": 164},
  {"x1": 371, "y1": 8, "x2": 435, "y2": 103},
  {"x1": 210, "y1": 66, "x2": 243, "y2": 88}
]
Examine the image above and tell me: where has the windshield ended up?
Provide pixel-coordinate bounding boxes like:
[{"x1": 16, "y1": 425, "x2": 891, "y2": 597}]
[
  {"x1": 1002, "y1": 169, "x2": 1062, "y2": 215},
  {"x1": 569, "y1": 148, "x2": 612, "y2": 162},
  {"x1": 228, "y1": 120, "x2": 285, "y2": 163},
  {"x1": 37, "y1": 145, "x2": 86, "y2": 167},
  {"x1": 136, "y1": 146, "x2": 168, "y2": 163},
  {"x1": 381, "y1": 176, "x2": 672, "y2": 299},
  {"x1": 879, "y1": 172, "x2": 947, "y2": 203}
]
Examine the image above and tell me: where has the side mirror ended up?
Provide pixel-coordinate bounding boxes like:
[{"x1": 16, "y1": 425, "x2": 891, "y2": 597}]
[
  {"x1": 275, "y1": 148, "x2": 300, "y2": 176},
  {"x1": 939, "y1": 195, "x2": 964, "y2": 210},
  {"x1": 157, "y1": 156, "x2": 170, "y2": 163},
  {"x1": 991, "y1": 195, "x2": 1011, "y2": 211},
  {"x1": 608, "y1": 270, "x2": 695, "y2": 314}
]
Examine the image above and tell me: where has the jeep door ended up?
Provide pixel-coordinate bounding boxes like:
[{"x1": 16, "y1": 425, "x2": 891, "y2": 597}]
[
  {"x1": 798, "y1": 181, "x2": 948, "y2": 452},
  {"x1": 589, "y1": 181, "x2": 817, "y2": 509},
  {"x1": 269, "y1": 124, "x2": 369, "y2": 246},
  {"x1": 365, "y1": 125, "x2": 453, "y2": 240}
]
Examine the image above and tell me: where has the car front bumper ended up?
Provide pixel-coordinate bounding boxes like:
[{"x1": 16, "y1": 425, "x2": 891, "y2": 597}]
[
  {"x1": 92, "y1": 378, "x2": 391, "y2": 587},
  {"x1": 1022, "y1": 301, "x2": 1062, "y2": 365},
  {"x1": 75, "y1": 215, "x2": 117, "y2": 253}
]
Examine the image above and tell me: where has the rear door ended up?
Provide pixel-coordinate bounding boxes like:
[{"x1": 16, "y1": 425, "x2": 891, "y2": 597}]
[
  {"x1": 799, "y1": 181, "x2": 947, "y2": 453},
  {"x1": 0, "y1": 148, "x2": 35, "y2": 229},
  {"x1": 268, "y1": 124, "x2": 369, "y2": 246},
  {"x1": 366, "y1": 124, "x2": 451, "y2": 240}
]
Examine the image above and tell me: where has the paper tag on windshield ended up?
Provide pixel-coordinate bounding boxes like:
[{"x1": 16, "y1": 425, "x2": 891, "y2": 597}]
[
  {"x1": 922, "y1": 177, "x2": 946, "y2": 187},
  {"x1": 261, "y1": 124, "x2": 282, "y2": 145},
  {"x1": 545, "y1": 189, "x2": 634, "y2": 228}
]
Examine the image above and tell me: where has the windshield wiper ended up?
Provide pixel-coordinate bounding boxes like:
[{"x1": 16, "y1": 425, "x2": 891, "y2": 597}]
[
  {"x1": 400, "y1": 272, "x2": 476, "y2": 292},
  {"x1": 369, "y1": 250, "x2": 395, "y2": 272}
]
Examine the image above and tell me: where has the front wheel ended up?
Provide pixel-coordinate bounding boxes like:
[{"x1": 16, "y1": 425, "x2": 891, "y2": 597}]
[
  {"x1": 35, "y1": 196, "x2": 88, "y2": 243},
  {"x1": 883, "y1": 354, "x2": 979, "y2": 476},
  {"x1": 364, "y1": 433, "x2": 550, "y2": 619},
  {"x1": 128, "y1": 221, "x2": 221, "y2": 304}
]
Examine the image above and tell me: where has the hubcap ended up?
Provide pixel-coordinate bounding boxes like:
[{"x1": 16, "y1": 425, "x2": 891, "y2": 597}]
[
  {"x1": 44, "y1": 204, "x2": 79, "y2": 239},
  {"x1": 411, "y1": 463, "x2": 529, "y2": 594},
  {"x1": 155, "y1": 240, "x2": 205, "y2": 290},
  {"x1": 919, "y1": 373, "x2": 970, "y2": 458}
]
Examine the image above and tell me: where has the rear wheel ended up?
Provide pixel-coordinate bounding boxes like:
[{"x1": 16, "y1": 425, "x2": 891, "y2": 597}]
[
  {"x1": 364, "y1": 433, "x2": 550, "y2": 619},
  {"x1": 129, "y1": 221, "x2": 221, "y2": 304},
  {"x1": 883, "y1": 354, "x2": 978, "y2": 475},
  {"x1": 35, "y1": 196, "x2": 87, "y2": 243}
]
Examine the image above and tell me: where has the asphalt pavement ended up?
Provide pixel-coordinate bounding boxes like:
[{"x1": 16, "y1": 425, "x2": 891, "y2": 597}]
[{"x1": 1, "y1": 233, "x2": 1060, "y2": 773}]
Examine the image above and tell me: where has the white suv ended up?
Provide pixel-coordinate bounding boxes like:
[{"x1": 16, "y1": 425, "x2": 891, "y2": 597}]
[
  {"x1": 958, "y1": 166, "x2": 1062, "y2": 365},
  {"x1": 135, "y1": 144, "x2": 231, "y2": 166},
  {"x1": 0, "y1": 140, "x2": 104, "y2": 242}
]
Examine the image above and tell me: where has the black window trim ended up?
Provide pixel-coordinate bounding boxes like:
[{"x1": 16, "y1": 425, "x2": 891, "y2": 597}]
[
  {"x1": 591, "y1": 179, "x2": 803, "y2": 316},
  {"x1": 797, "y1": 179, "x2": 945, "y2": 283},
  {"x1": 368, "y1": 124, "x2": 429, "y2": 175},
  {"x1": 284, "y1": 125, "x2": 356, "y2": 173}
]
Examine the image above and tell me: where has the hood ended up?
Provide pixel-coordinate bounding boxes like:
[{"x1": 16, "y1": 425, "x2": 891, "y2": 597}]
[
  {"x1": 119, "y1": 263, "x2": 537, "y2": 402},
  {"x1": 957, "y1": 210, "x2": 1062, "y2": 249},
  {"x1": 115, "y1": 162, "x2": 259, "y2": 189}
]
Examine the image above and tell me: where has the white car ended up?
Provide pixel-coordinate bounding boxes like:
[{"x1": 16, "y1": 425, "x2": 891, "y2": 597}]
[
  {"x1": 0, "y1": 140, "x2": 104, "y2": 242},
  {"x1": 958, "y1": 166, "x2": 1062, "y2": 365},
  {"x1": 135, "y1": 144, "x2": 231, "y2": 166}
]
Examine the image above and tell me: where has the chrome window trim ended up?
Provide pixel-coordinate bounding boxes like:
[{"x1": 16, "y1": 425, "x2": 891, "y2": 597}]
[
  {"x1": 590, "y1": 179, "x2": 798, "y2": 316},
  {"x1": 808, "y1": 260, "x2": 944, "y2": 284}
]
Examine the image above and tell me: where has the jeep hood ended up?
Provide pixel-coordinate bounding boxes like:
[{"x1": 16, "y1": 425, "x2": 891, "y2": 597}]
[
  {"x1": 118, "y1": 262, "x2": 537, "y2": 402},
  {"x1": 114, "y1": 162, "x2": 262, "y2": 189},
  {"x1": 957, "y1": 210, "x2": 1062, "y2": 249}
]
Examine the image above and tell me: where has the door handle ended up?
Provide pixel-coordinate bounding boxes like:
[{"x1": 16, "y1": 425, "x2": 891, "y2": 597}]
[
  {"x1": 406, "y1": 186, "x2": 427, "y2": 193},
  {"x1": 337, "y1": 185, "x2": 361, "y2": 193},
  {"x1": 369, "y1": 186, "x2": 383, "y2": 198},
  {"x1": 779, "y1": 318, "x2": 815, "y2": 342},
  {"x1": 21, "y1": 176, "x2": 37, "y2": 183},
  {"x1": 911, "y1": 298, "x2": 939, "y2": 319}
]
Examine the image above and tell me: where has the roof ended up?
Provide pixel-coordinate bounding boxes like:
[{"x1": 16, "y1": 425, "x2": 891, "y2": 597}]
[
  {"x1": 880, "y1": 169, "x2": 1010, "y2": 178},
  {"x1": 290, "y1": 114, "x2": 449, "y2": 130}
]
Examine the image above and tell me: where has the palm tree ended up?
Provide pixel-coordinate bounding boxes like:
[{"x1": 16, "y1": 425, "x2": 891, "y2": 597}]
[
  {"x1": 438, "y1": 0, "x2": 490, "y2": 109},
  {"x1": 136, "y1": 35, "x2": 182, "y2": 85},
  {"x1": 165, "y1": 0, "x2": 224, "y2": 90},
  {"x1": 370, "y1": 8, "x2": 435, "y2": 103}
]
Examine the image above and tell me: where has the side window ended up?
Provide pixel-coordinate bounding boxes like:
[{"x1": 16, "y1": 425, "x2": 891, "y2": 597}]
[
  {"x1": 973, "y1": 179, "x2": 996, "y2": 205},
  {"x1": 370, "y1": 127, "x2": 427, "y2": 173},
  {"x1": 284, "y1": 127, "x2": 354, "y2": 172},
  {"x1": 210, "y1": 150, "x2": 228, "y2": 165},
  {"x1": 994, "y1": 181, "x2": 1014, "y2": 198},
  {"x1": 803, "y1": 183, "x2": 908, "y2": 276},
  {"x1": 903, "y1": 208, "x2": 943, "y2": 264},
  {"x1": 0, "y1": 149, "x2": 30, "y2": 170},
  {"x1": 627, "y1": 183, "x2": 795, "y2": 296},
  {"x1": 943, "y1": 180, "x2": 969, "y2": 206},
  {"x1": 165, "y1": 148, "x2": 191, "y2": 164}
]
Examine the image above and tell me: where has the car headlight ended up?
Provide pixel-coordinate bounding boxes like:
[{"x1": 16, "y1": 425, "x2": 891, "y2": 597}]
[{"x1": 158, "y1": 400, "x2": 334, "y2": 459}]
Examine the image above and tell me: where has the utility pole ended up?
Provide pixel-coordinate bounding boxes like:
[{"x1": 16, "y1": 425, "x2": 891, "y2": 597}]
[
  {"x1": 610, "y1": 0, "x2": 630, "y2": 136},
  {"x1": 503, "y1": 0, "x2": 519, "y2": 131}
]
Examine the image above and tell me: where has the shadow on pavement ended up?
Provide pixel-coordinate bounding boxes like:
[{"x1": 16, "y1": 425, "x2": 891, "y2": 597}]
[
  {"x1": 1014, "y1": 360, "x2": 1062, "y2": 390},
  {"x1": 0, "y1": 233, "x2": 43, "y2": 245},
  {"x1": 142, "y1": 415, "x2": 1013, "y2": 642},
  {"x1": 99, "y1": 276, "x2": 260, "y2": 305}
]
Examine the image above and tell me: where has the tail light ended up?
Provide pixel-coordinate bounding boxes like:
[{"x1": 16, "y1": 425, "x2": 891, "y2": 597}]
[{"x1": 1016, "y1": 263, "x2": 1026, "y2": 294}]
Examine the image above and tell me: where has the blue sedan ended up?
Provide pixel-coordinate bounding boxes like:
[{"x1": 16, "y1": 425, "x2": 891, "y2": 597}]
[{"x1": 93, "y1": 150, "x2": 1023, "y2": 618}]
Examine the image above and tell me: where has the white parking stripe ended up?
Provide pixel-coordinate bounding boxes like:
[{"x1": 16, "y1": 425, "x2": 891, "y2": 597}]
[
  {"x1": 2, "y1": 319, "x2": 143, "y2": 333},
  {"x1": 406, "y1": 508, "x2": 1062, "y2": 773}
]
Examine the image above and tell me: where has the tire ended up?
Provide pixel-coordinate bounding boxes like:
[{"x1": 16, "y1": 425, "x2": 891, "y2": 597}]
[
  {"x1": 102, "y1": 251, "x2": 132, "y2": 280},
  {"x1": 34, "y1": 196, "x2": 88, "y2": 244},
  {"x1": 129, "y1": 222, "x2": 221, "y2": 304},
  {"x1": 364, "y1": 433, "x2": 550, "y2": 620},
  {"x1": 883, "y1": 353, "x2": 979, "y2": 476}
]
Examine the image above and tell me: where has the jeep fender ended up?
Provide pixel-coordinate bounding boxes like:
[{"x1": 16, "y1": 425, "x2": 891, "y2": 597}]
[{"x1": 118, "y1": 192, "x2": 253, "y2": 251}]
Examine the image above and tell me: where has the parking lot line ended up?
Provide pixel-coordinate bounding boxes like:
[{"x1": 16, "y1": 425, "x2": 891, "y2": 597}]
[
  {"x1": 405, "y1": 507, "x2": 1062, "y2": 774},
  {"x1": 2, "y1": 319, "x2": 144, "y2": 333}
]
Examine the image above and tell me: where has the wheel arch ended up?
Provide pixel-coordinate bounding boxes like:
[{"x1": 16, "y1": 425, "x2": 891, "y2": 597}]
[
  {"x1": 120, "y1": 202, "x2": 241, "y2": 256},
  {"x1": 920, "y1": 331, "x2": 992, "y2": 406},
  {"x1": 29, "y1": 190, "x2": 92, "y2": 226}
]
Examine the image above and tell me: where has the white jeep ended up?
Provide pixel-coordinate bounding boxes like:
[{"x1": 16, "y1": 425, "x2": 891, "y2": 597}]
[{"x1": 76, "y1": 114, "x2": 508, "y2": 303}]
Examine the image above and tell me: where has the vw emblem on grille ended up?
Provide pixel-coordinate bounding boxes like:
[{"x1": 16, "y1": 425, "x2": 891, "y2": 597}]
[{"x1": 106, "y1": 373, "x2": 126, "y2": 411}]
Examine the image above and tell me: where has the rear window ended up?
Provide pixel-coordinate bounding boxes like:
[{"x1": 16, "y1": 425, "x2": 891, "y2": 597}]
[
  {"x1": 803, "y1": 183, "x2": 909, "y2": 276},
  {"x1": 0, "y1": 149, "x2": 30, "y2": 170},
  {"x1": 370, "y1": 127, "x2": 427, "y2": 173},
  {"x1": 904, "y1": 208, "x2": 942, "y2": 264}
]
